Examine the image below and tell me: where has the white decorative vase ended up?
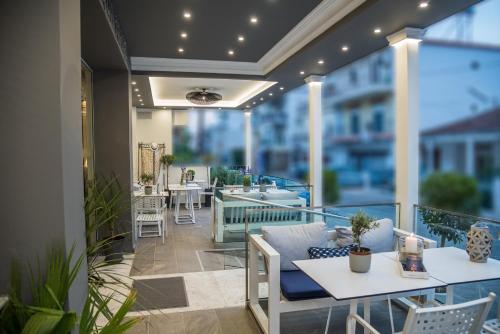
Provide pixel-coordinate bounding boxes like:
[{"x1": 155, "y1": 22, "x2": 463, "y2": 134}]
[{"x1": 466, "y1": 223, "x2": 493, "y2": 263}]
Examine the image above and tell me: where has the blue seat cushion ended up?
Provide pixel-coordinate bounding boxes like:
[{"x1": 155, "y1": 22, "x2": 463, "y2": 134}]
[{"x1": 280, "y1": 270, "x2": 330, "y2": 301}]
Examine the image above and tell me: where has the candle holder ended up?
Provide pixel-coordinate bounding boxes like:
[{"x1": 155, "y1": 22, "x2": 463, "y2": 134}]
[{"x1": 397, "y1": 235, "x2": 429, "y2": 279}]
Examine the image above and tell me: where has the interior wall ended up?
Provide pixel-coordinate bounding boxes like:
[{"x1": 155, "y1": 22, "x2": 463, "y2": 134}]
[
  {"x1": 0, "y1": 0, "x2": 87, "y2": 311},
  {"x1": 133, "y1": 108, "x2": 173, "y2": 180}
]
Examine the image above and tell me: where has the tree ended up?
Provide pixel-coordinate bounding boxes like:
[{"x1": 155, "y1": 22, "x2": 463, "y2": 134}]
[{"x1": 420, "y1": 172, "x2": 480, "y2": 247}]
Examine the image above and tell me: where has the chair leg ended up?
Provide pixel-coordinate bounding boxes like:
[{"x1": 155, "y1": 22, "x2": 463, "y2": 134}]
[{"x1": 324, "y1": 307, "x2": 333, "y2": 334}]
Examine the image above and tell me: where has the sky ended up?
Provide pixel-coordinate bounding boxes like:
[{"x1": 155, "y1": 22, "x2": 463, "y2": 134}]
[{"x1": 426, "y1": 0, "x2": 500, "y2": 45}]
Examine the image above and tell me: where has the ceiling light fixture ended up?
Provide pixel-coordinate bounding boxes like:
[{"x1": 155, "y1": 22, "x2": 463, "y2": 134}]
[
  {"x1": 131, "y1": 81, "x2": 136, "y2": 85},
  {"x1": 300, "y1": 71, "x2": 305, "y2": 75},
  {"x1": 418, "y1": 2, "x2": 429, "y2": 9},
  {"x1": 178, "y1": 47, "x2": 184, "y2": 53},
  {"x1": 228, "y1": 49, "x2": 235, "y2": 56},
  {"x1": 180, "y1": 32, "x2": 188, "y2": 39},
  {"x1": 318, "y1": 59, "x2": 324, "y2": 65},
  {"x1": 183, "y1": 11, "x2": 192, "y2": 19},
  {"x1": 238, "y1": 35, "x2": 245, "y2": 42},
  {"x1": 341, "y1": 45, "x2": 349, "y2": 52},
  {"x1": 374, "y1": 27, "x2": 382, "y2": 34},
  {"x1": 186, "y1": 88, "x2": 222, "y2": 105},
  {"x1": 250, "y1": 16, "x2": 258, "y2": 24}
]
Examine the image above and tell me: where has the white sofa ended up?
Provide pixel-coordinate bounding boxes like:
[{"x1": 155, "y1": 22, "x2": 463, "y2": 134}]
[
  {"x1": 212, "y1": 192, "x2": 307, "y2": 243},
  {"x1": 248, "y1": 222, "x2": 437, "y2": 334}
]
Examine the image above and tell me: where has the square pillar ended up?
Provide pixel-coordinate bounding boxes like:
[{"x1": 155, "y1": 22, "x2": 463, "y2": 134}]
[
  {"x1": 305, "y1": 75, "x2": 325, "y2": 207},
  {"x1": 245, "y1": 110, "x2": 252, "y2": 170},
  {"x1": 387, "y1": 28, "x2": 423, "y2": 231}
]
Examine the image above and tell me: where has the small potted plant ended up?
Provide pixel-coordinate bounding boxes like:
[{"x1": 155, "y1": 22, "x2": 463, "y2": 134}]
[
  {"x1": 243, "y1": 175, "x2": 252, "y2": 192},
  {"x1": 141, "y1": 173, "x2": 154, "y2": 194},
  {"x1": 187, "y1": 169, "x2": 195, "y2": 182},
  {"x1": 349, "y1": 211, "x2": 379, "y2": 273}
]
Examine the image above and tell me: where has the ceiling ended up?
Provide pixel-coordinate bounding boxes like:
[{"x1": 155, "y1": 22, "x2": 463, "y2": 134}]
[
  {"x1": 114, "y1": 0, "x2": 321, "y2": 62},
  {"x1": 120, "y1": 0, "x2": 481, "y2": 110},
  {"x1": 148, "y1": 77, "x2": 276, "y2": 108}
]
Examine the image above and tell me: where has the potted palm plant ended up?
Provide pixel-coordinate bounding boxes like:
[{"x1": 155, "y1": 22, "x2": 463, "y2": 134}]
[
  {"x1": 159, "y1": 154, "x2": 175, "y2": 191},
  {"x1": 141, "y1": 173, "x2": 154, "y2": 195},
  {"x1": 349, "y1": 211, "x2": 379, "y2": 273},
  {"x1": 243, "y1": 175, "x2": 252, "y2": 192}
]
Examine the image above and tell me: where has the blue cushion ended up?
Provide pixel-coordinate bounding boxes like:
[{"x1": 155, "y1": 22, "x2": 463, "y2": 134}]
[
  {"x1": 308, "y1": 245, "x2": 354, "y2": 259},
  {"x1": 280, "y1": 270, "x2": 329, "y2": 301}
]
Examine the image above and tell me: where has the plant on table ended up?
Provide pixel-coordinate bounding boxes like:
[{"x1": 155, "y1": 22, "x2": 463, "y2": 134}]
[
  {"x1": 243, "y1": 175, "x2": 252, "y2": 192},
  {"x1": 160, "y1": 154, "x2": 175, "y2": 190},
  {"x1": 349, "y1": 211, "x2": 379, "y2": 273},
  {"x1": 420, "y1": 172, "x2": 480, "y2": 247}
]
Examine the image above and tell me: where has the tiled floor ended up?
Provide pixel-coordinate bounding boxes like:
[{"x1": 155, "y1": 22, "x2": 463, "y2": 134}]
[{"x1": 127, "y1": 206, "x2": 407, "y2": 334}]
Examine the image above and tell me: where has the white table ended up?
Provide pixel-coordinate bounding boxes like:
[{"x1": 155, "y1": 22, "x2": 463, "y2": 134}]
[
  {"x1": 294, "y1": 253, "x2": 446, "y2": 334},
  {"x1": 169, "y1": 184, "x2": 202, "y2": 225}
]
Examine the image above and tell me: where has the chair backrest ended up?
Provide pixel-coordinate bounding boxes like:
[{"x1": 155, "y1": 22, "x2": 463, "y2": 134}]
[
  {"x1": 136, "y1": 196, "x2": 164, "y2": 211},
  {"x1": 402, "y1": 293, "x2": 495, "y2": 334}
]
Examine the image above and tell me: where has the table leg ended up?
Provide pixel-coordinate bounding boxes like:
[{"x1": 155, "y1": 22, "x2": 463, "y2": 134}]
[
  {"x1": 363, "y1": 299, "x2": 371, "y2": 334},
  {"x1": 446, "y1": 285, "x2": 454, "y2": 305},
  {"x1": 347, "y1": 299, "x2": 358, "y2": 334}
]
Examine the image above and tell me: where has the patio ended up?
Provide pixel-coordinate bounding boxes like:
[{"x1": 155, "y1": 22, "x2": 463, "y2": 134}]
[{"x1": 2, "y1": 1, "x2": 500, "y2": 334}]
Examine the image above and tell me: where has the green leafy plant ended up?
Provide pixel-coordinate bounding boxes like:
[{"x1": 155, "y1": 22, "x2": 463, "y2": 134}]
[
  {"x1": 420, "y1": 172, "x2": 480, "y2": 247},
  {"x1": 140, "y1": 173, "x2": 154, "y2": 185},
  {"x1": 350, "y1": 211, "x2": 378, "y2": 253},
  {"x1": 243, "y1": 175, "x2": 252, "y2": 187}
]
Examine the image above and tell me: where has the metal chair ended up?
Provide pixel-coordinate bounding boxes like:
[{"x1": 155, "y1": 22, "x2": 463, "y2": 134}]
[
  {"x1": 135, "y1": 196, "x2": 166, "y2": 243},
  {"x1": 348, "y1": 292, "x2": 496, "y2": 334}
]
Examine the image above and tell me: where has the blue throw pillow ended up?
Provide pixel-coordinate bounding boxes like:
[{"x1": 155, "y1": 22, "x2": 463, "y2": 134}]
[{"x1": 308, "y1": 245, "x2": 354, "y2": 259}]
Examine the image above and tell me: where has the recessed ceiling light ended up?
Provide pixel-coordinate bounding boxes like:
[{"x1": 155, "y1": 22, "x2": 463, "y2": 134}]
[
  {"x1": 300, "y1": 71, "x2": 305, "y2": 75},
  {"x1": 418, "y1": 2, "x2": 429, "y2": 8},
  {"x1": 269, "y1": 92, "x2": 273, "y2": 96},
  {"x1": 183, "y1": 11, "x2": 192, "y2": 19},
  {"x1": 318, "y1": 59, "x2": 324, "y2": 65},
  {"x1": 250, "y1": 16, "x2": 258, "y2": 24},
  {"x1": 260, "y1": 97, "x2": 264, "y2": 101},
  {"x1": 178, "y1": 47, "x2": 184, "y2": 53},
  {"x1": 131, "y1": 81, "x2": 137, "y2": 85},
  {"x1": 134, "y1": 88, "x2": 139, "y2": 92},
  {"x1": 180, "y1": 32, "x2": 188, "y2": 39},
  {"x1": 341, "y1": 45, "x2": 349, "y2": 52},
  {"x1": 238, "y1": 35, "x2": 245, "y2": 42},
  {"x1": 374, "y1": 27, "x2": 382, "y2": 34},
  {"x1": 228, "y1": 49, "x2": 234, "y2": 56},
  {"x1": 280, "y1": 86, "x2": 284, "y2": 90}
]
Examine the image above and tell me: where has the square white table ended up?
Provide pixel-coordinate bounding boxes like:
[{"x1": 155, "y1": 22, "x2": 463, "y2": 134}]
[{"x1": 294, "y1": 253, "x2": 446, "y2": 333}]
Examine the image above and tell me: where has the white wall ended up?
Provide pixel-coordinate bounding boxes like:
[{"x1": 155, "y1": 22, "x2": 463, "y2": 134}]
[{"x1": 132, "y1": 108, "x2": 173, "y2": 181}]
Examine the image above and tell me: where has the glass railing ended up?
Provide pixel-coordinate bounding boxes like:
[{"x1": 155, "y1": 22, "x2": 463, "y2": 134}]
[{"x1": 414, "y1": 205, "x2": 500, "y2": 316}]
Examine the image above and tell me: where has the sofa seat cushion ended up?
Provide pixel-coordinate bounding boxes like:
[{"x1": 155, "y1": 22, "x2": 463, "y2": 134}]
[
  {"x1": 280, "y1": 270, "x2": 329, "y2": 301},
  {"x1": 308, "y1": 245, "x2": 354, "y2": 259}
]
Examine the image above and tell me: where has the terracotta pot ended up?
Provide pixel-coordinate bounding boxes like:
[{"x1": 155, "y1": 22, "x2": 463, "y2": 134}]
[{"x1": 349, "y1": 247, "x2": 372, "y2": 273}]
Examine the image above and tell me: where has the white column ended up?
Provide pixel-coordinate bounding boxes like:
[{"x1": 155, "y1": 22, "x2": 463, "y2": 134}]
[
  {"x1": 387, "y1": 28, "x2": 423, "y2": 231},
  {"x1": 305, "y1": 75, "x2": 325, "y2": 207},
  {"x1": 465, "y1": 136, "x2": 475, "y2": 176},
  {"x1": 244, "y1": 110, "x2": 252, "y2": 170}
]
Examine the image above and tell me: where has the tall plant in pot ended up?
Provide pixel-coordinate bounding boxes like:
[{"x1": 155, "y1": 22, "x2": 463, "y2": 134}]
[
  {"x1": 160, "y1": 154, "x2": 175, "y2": 190},
  {"x1": 140, "y1": 173, "x2": 154, "y2": 195},
  {"x1": 349, "y1": 211, "x2": 379, "y2": 273},
  {"x1": 243, "y1": 175, "x2": 252, "y2": 192}
]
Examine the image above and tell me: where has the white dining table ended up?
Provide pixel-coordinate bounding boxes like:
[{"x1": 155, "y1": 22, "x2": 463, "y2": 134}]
[
  {"x1": 168, "y1": 183, "x2": 202, "y2": 225},
  {"x1": 294, "y1": 247, "x2": 500, "y2": 334}
]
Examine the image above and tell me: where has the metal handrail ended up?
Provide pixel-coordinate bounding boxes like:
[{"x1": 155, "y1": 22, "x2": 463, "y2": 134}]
[{"x1": 414, "y1": 204, "x2": 500, "y2": 225}]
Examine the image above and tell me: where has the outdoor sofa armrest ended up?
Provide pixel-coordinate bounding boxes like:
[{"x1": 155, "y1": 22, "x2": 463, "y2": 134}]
[{"x1": 393, "y1": 228, "x2": 437, "y2": 249}]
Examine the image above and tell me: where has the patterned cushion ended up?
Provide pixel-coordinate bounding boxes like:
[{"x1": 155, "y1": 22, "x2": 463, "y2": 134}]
[{"x1": 308, "y1": 245, "x2": 354, "y2": 259}]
